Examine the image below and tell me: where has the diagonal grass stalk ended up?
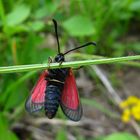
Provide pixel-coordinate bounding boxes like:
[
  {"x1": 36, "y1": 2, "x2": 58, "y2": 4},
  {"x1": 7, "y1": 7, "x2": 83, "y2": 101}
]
[{"x1": 0, "y1": 55, "x2": 140, "y2": 73}]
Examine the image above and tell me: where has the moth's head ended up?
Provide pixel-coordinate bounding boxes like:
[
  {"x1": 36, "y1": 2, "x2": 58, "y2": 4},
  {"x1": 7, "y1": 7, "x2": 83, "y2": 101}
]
[{"x1": 54, "y1": 53, "x2": 65, "y2": 62}]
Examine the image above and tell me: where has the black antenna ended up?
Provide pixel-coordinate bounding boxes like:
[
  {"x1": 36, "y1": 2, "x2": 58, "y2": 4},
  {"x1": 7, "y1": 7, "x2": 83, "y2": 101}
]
[
  {"x1": 63, "y1": 42, "x2": 96, "y2": 55},
  {"x1": 52, "y1": 19, "x2": 60, "y2": 54}
]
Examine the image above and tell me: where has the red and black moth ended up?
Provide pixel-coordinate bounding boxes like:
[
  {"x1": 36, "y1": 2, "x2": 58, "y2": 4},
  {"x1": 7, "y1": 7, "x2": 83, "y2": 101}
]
[{"x1": 25, "y1": 19, "x2": 96, "y2": 121}]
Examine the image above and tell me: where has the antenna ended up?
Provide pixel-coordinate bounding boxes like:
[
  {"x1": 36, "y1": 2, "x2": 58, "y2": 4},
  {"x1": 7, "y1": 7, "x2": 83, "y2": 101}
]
[
  {"x1": 52, "y1": 19, "x2": 60, "y2": 54},
  {"x1": 63, "y1": 42, "x2": 96, "y2": 55}
]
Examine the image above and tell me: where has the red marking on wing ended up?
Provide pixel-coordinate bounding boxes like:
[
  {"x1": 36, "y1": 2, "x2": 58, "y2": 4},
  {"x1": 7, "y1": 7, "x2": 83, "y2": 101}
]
[
  {"x1": 31, "y1": 71, "x2": 48, "y2": 103},
  {"x1": 61, "y1": 69, "x2": 79, "y2": 110}
]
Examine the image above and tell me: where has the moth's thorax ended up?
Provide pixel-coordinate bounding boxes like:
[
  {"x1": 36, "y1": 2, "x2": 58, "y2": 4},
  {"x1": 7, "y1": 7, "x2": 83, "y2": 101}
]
[
  {"x1": 48, "y1": 53, "x2": 69, "y2": 85},
  {"x1": 48, "y1": 68, "x2": 69, "y2": 83}
]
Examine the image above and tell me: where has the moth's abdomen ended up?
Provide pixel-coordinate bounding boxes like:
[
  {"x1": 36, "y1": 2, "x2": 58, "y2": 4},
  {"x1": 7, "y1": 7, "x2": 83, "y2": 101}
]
[{"x1": 45, "y1": 85, "x2": 61, "y2": 119}]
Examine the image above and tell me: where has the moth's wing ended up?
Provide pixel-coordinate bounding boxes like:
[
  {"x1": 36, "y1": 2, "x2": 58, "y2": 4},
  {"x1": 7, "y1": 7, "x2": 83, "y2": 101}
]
[
  {"x1": 25, "y1": 71, "x2": 48, "y2": 113},
  {"x1": 60, "y1": 69, "x2": 82, "y2": 121}
]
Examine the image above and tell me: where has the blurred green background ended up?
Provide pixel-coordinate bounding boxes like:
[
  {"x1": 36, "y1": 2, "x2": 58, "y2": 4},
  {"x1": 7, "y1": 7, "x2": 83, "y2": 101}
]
[{"x1": 0, "y1": 0, "x2": 140, "y2": 140}]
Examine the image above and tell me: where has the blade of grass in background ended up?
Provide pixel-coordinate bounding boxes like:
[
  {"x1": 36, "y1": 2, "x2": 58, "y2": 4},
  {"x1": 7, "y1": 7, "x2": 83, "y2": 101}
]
[
  {"x1": 82, "y1": 98, "x2": 119, "y2": 119},
  {"x1": 0, "y1": 114, "x2": 18, "y2": 140},
  {"x1": 0, "y1": 71, "x2": 37, "y2": 110}
]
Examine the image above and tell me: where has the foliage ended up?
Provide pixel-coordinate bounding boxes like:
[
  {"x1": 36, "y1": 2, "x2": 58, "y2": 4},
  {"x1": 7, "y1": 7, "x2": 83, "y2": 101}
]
[
  {"x1": 103, "y1": 132, "x2": 139, "y2": 140},
  {"x1": 0, "y1": 0, "x2": 140, "y2": 139}
]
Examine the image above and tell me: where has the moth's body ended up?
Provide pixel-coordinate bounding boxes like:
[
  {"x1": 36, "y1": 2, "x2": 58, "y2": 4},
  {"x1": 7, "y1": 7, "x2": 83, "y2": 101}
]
[
  {"x1": 45, "y1": 67, "x2": 69, "y2": 119},
  {"x1": 44, "y1": 53, "x2": 69, "y2": 118}
]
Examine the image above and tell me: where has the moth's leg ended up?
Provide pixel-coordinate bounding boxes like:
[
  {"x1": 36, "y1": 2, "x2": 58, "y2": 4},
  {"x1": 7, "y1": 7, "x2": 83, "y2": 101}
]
[
  {"x1": 73, "y1": 66, "x2": 84, "y2": 70},
  {"x1": 48, "y1": 57, "x2": 53, "y2": 69},
  {"x1": 59, "y1": 61, "x2": 63, "y2": 66}
]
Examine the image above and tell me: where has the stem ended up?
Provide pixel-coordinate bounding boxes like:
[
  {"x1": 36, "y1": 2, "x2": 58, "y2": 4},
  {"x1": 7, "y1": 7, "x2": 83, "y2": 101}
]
[
  {"x1": 0, "y1": 55, "x2": 140, "y2": 73},
  {"x1": 70, "y1": 53, "x2": 140, "y2": 68}
]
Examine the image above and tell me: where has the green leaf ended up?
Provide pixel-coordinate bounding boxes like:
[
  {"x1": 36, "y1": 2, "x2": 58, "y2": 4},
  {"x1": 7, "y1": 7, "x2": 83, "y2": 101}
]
[
  {"x1": 56, "y1": 129, "x2": 67, "y2": 140},
  {"x1": 6, "y1": 4, "x2": 30, "y2": 26},
  {"x1": 34, "y1": 6, "x2": 48, "y2": 19},
  {"x1": 28, "y1": 21, "x2": 45, "y2": 31},
  {"x1": 0, "y1": 114, "x2": 19, "y2": 140},
  {"x1": 104, "y1": 133, "x2": 139, "y2": 140},
  {"x1": 34, "y1": 1, "x2": 59, "y2": 19},
  {"x1": 129, "y1": 0, "x2": 140, "y2": 12},
  {"x1": 62, "y1": 15, "x2": 95, "y2": 36},
  {"x1": 4, "y1": 24, "x2": 28, "y2": 35}
]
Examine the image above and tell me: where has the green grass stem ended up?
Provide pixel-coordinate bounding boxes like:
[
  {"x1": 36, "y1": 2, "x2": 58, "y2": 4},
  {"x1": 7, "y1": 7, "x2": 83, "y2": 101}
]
[
  {"x1": 0, "y1": 55, "x2": 140, "y2": 73},
  {"x1": 70, "y1": 53, "x2": 140, "y2": 68}
]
